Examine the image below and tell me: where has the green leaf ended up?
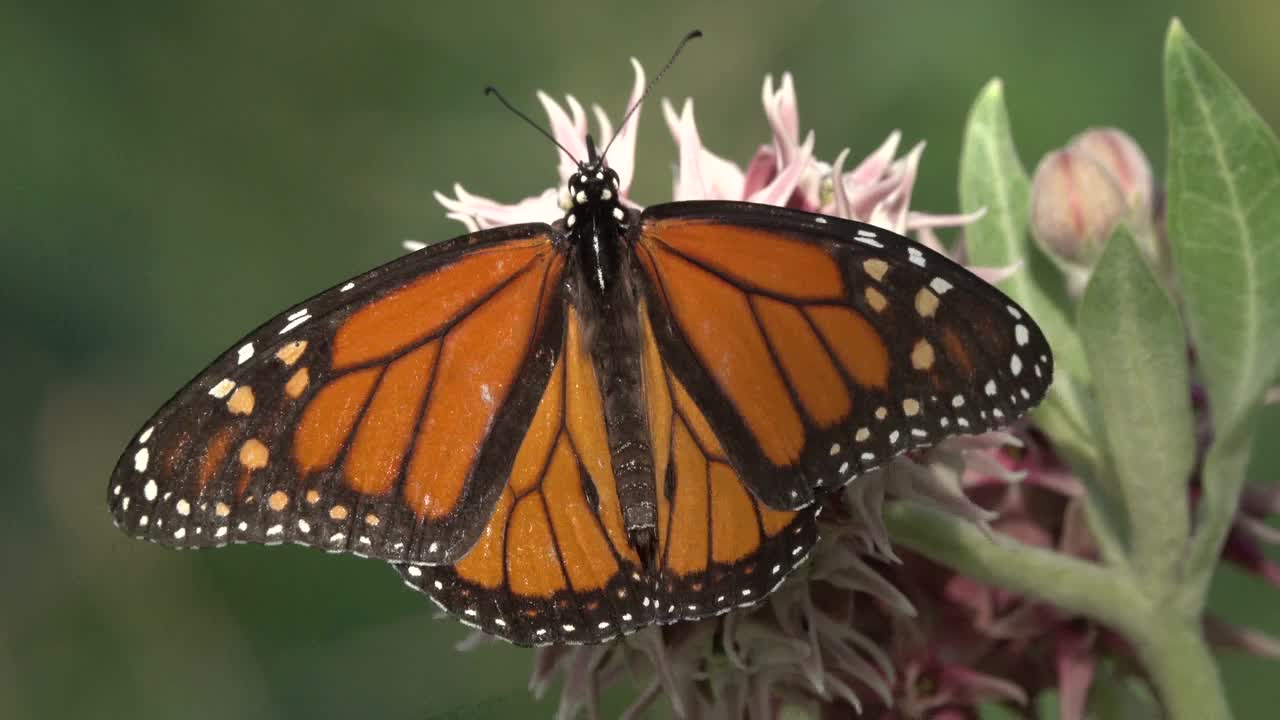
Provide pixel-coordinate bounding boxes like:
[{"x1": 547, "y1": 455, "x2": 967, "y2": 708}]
[
  {"x1": 1079, "y1": 227, "x2": 1194, "y2": 591},
  {"x1": 958, "y1": 80, "x2": 1105, "y2": 513},
  {"x1": 1165, "y1": 20, "x2": 1280, "y2": 438},
  {"x1": 1165, "y1": 19, "x2": 1280, "y2": 609}
]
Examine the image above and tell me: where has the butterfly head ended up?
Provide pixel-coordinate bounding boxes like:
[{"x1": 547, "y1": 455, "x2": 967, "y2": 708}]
[{"x1": 564, "y1": 134, "x2": 625, "y2": 233}]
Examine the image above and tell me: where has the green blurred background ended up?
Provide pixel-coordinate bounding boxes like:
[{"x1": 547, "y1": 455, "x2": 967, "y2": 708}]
[{"x1": 4, "y1": 2, "x2": 1278, "y2": 718}]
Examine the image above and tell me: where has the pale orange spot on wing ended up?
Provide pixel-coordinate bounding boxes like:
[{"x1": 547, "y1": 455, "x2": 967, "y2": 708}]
[
  {"x1": 267, "y1": 489, "x2": 288, "y2": 511},
  {"x1": 543, "y1": 439, "x2": 620, "y2": 591},
  {"x1": 644, "y1": 220, "x2": 843, "y2": 300},
  {"x1": 751, "y1": 295, "x2": 850, "y2": 427},
  {"x1": 709, "y1": 463, "x2": 760, "y2": 564},
  {"x1": 344, "y1": 341, "x2": 439, "y2": 495},
  {"x1": 332, "y1": 239, "x2": 549, "y2": 369},
  {"x1": 294, "y1": 368, "x2": 379, "y2": 475},
  {"x1": 563, "y1": 310, "x2": 636, "y2": 563},
  {"x1": 239, "y1": 438, "x2": 269, "y2": 471},
  {"x1": 757, "y1": 501, "x2": 796, "y2": 537},
  {"x1": 275, "y1": 340, "x2": 307, "y2": 366},
  {"x1": 912, "y1": 338, "x2": 936, "y2": 370},
  {"x1": 865, "y1": 287, "x2": 888, "y2": 312},
  {"x1": 806, "y1": 306, "x2": 889, "y2": 389},
  {"x1": 665, "y1": 422, "x2": 710, "y2": 577},
  {"x1": 506, "y1": 493, "x2": 567, "y2": 598},
  {"x1": 862, "y1": 259, "x2": 889, "y2": 282},
  {"x1": 197, "y1": 427, "x2": 236, "y2": 493},
  {"x1": 454, "y1": 488, "x2": 514, "y2": 590},
  {"x1": 404, "y1": 266, "x2": 543, "y2": 520},
  {"x1": 227, "y1": 386, "x2": 255, "y2": 415},
  {"x1": 508, "y1": 356, "x2": 563, "y2": 496},
  {"x1": 915, "y1": 287, "x2": 940, "y2": 318},
  {"x1": 285, "y1": 367, "x2": 310, "y2": 398}
]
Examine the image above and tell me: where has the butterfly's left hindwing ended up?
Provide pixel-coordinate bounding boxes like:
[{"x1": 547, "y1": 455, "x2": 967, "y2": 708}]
[
  {"x1": 107, "y1": 224, "x2": 568, "y2": 566},
  {"x1": 634, "y1": 201, "x2": 1054, "y2": 507},
  {"x1": 396, "y1": 306, "x2": 651, "y2": 646}
]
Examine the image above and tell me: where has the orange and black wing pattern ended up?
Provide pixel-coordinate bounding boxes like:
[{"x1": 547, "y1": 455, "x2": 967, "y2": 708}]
[
  {"x1": 395, "y1": 307, "x2": 652, "y2": 646},
  {"x1": 635, "y1": 201, "x2": 1053, "y2": 505},
  {"x1": 107, "y1": 224, "x2": 568, "y2": 566},
  {"x1": 639, "y1": 305, "x2": 821, "y2": 625}
]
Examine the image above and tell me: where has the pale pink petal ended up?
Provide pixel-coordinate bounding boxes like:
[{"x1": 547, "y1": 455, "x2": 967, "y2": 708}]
[
  {"x1": 434, "y1": 185, "x2": 560, "y2": 230},
  {"x1": 915, "y1": 226, "x2": 946, "y2": 253},
  {"x1": 662, "y1": 97, "x2": 745, "y2": 201},
  {"x1": 748, "y1": 131, "x2": 814, "y2": 206},
  {"x1": 741, "y1": 145, "x2": 778, "y2": 199},
  {"x1": 1055, "y1": 625, "x2": 1097, "y2": 720},
  {"x1": 594, "y1": 58, "x2": 646, "y2": 194},
  {"x1": 828, "y1": 147, "x2": 853, "y2": 219},
  {"x1": 939, "y1": 664, "x2": 1029, "y2": 706},
  {"x1": 1266, "y1": 385, "x2": 1280, "y2": 405},
  {"x1": 536, "y1": 91, "x2": 588, "y2": 182},
  {"x1": 970, "y1": 260, "x2": 1024, "y2": 286},
  {"x1": 762, "y1": 73, "x2": 801, "y2": 166},
  {"x1": 1204, "y1": 614, "x2": 1280, "y2": 659},
  {"x1": 847, "y1": 131, "x2": 902, "y2": 187},
  {"x1": 867, "y1": 142, "x2": 925, "y2": 234},
  {"x1": 906, "y1": 207, "x2": 988, "y2": 231}
]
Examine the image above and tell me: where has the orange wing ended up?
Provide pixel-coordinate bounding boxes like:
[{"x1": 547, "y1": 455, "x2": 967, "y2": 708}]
[
  {"x1": 395, "y1": 307, "x2": 653, "y2": 646},
  {"x1": 635, "y1": 202, "x2": 1054, "y2": 508},
  {"x1": 107, "y1": 224, "x2": 569, "y2": 566},
  {"x1": 640, "y1": 304, "x2": 821, "y2": 624}
]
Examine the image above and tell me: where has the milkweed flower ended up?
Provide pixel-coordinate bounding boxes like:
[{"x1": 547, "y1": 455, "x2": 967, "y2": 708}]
[{"x1": 433, "y1": 63, "x2": 1279, "y2": 720}]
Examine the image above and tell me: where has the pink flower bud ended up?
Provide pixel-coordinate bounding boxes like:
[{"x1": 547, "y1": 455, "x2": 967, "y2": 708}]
[
  {"x1": 1068, "y1": 127, "x2": 1154, "y2": 218},
  {"x1": 1029, "y1": 147, "x2": 1128, "y2": 268}
]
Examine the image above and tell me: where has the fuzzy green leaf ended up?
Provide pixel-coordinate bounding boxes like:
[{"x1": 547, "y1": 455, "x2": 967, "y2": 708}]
[
  {"x1": 1079, "y1": 227, "x2": 1194, "y2": 591},
  {"x1": 1165, "y1": 21, "x2": 1280, "y2": 438},
  {"x1": 1165, "y1": 19, "x2": 1280, "y2": 608},
  {"x1": 958, "y1": 80, "x2": 1104, "y2": 509}
]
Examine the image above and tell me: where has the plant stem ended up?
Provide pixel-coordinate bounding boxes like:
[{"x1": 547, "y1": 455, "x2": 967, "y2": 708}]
[
  {"x1": 885, "y1": 501, "x2": 1234, "y2": 719},
  {"x1": 1128, "y1": 618, "x2": 1232, "y2": 720}
]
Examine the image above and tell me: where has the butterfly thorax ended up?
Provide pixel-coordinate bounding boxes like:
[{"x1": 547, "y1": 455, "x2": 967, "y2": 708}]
[{"x1": 561, "y1": 138, "x2": 659, "y2": 569}]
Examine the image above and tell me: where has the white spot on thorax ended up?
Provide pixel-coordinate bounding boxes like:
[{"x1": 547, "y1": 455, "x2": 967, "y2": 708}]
[
  {"x1": 143, "y1": 479, "x2": 158, "y2": 501},
  {"x1": 176, "y1": 499, "x2": 190, "y2": 516},
  {"x1": 133, "y1": 448, "x2": 150, "y2": 472},
  {"x1": 1010, "y1": 354, "x2": 1023, "y2": 376},
  {"x1": 984, "y1": 380, "x2": 998, "y2": 396}
]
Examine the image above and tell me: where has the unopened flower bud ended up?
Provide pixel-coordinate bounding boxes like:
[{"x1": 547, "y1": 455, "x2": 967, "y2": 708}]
[
  {"x1": 1068, "y1": 127, "x2": 1154, "y2": 220},
  {"x1": 1029, "y1": 146, "x2": 1128, "y2": 269}
]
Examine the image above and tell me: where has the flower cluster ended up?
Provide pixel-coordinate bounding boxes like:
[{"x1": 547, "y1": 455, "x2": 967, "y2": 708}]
[{"x1": 435, "y1": 61, "x2": 1279, "y2": 719}]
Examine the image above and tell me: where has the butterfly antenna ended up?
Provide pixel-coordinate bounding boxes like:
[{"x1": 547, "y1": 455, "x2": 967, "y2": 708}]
[
  {"x1": 485, "y1": 85, "x2": 581, "y2": 165},
  {"x1": 600, "y1": 29, "x2": 703, "y2": 160}
]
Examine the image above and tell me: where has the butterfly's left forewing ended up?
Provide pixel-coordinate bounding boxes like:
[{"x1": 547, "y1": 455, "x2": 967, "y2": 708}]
[
  {"x1": 108, "y1": 224, "x2": 568, "y2": 566},
  {"x1": 634, "y1": 201, "x2": 1054, "y2": 507}
]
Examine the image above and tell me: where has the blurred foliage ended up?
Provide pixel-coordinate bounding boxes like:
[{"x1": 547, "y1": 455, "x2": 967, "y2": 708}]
[{"x1": 3, "y1": 2, "x2": 1278, "y2": 718}]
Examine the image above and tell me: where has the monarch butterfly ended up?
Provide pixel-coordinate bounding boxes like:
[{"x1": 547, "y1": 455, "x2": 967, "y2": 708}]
[{"x1": 107, "y1": 37, "x2": 1053, "y2": 648}]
